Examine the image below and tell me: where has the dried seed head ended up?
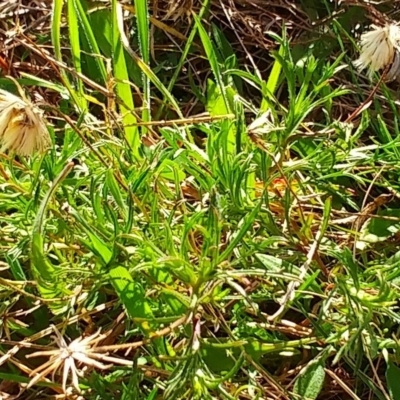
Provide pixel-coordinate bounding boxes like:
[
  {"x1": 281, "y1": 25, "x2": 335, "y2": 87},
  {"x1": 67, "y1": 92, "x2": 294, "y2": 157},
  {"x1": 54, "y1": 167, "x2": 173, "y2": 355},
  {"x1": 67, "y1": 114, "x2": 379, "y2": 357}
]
[
  {"x1": 0, "y1": 89, "x2": 51, "y2": 156},
  {"x1": 353, "y1": 23, "x2": 400, "y2": 79}
]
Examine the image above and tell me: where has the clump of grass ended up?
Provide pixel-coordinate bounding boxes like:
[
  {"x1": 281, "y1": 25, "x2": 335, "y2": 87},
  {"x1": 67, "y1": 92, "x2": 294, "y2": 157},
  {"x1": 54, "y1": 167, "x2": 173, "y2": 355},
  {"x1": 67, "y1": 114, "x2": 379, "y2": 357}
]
[{"x1": 2, "y1": 0, "x2": 400, "y2": 399}]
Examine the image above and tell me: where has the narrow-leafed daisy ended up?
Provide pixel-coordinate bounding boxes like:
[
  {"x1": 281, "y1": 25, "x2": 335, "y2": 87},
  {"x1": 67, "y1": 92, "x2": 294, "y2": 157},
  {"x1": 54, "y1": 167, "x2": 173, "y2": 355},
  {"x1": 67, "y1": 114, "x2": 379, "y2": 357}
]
[
  {"x1": 0, "y1": 88, "x2": 50, "y2": 156},
  {"x1": 354, "y1": 23, "x2": 400, "y2": 79}
]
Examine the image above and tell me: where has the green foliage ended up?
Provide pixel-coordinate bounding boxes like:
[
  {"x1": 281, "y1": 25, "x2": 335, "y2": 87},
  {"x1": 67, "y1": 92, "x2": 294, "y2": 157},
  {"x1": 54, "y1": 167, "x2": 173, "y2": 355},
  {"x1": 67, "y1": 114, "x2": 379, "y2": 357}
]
[
  {"x1": 293, "y1": 357, "x2": 326, "y2": 400},
  {"x1": 3, "y1": 0, "x2": 400, "y2": 399},
  {"x1": 386, "y1": 359, "x2": 400, "y2": 400}
]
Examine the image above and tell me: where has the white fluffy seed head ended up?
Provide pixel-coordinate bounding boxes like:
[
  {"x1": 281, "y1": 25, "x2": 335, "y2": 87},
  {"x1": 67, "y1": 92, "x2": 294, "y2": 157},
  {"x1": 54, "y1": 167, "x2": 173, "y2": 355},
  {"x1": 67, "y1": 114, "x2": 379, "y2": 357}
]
[
  {"x1": 353, "y1": 23, "x2": 400, "y2": 79},
  {"x1": 0, "y1": 89, "x2": 50, "y2": 156}
]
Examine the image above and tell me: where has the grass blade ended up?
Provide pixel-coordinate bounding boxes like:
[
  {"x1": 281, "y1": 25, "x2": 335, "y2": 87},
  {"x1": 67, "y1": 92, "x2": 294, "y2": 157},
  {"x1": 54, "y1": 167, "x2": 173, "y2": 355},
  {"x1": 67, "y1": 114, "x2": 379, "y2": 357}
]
[
  {"x1": 133, "y1": 0, "x2": 151, "y2": 126},
  {"x1": 67, "y1": 0, "x2": 87, "y2": 110},
  {"x1": 30, "y1": 162, "x2": 75, "y2": 314},
  {"x1": 73, "y1": 0, "x2": 107, "y2": 84},
  {"x1": 111, "y1": 0, "x2": 140, "y2": 156}
]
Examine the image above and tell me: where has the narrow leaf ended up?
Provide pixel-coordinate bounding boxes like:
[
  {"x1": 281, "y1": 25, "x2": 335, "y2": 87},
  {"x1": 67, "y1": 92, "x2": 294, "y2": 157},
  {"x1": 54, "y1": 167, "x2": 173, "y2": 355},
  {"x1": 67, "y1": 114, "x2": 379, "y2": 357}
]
[
  {"x1": 109, "y1": 265, "x2": 154, "y2": 335},
  {"x1": 293, "y1": 359, "x2": 326, "y2": 400},
  {"x1": 386, "y1": 360, "x2": 400, "y2": 400}
]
